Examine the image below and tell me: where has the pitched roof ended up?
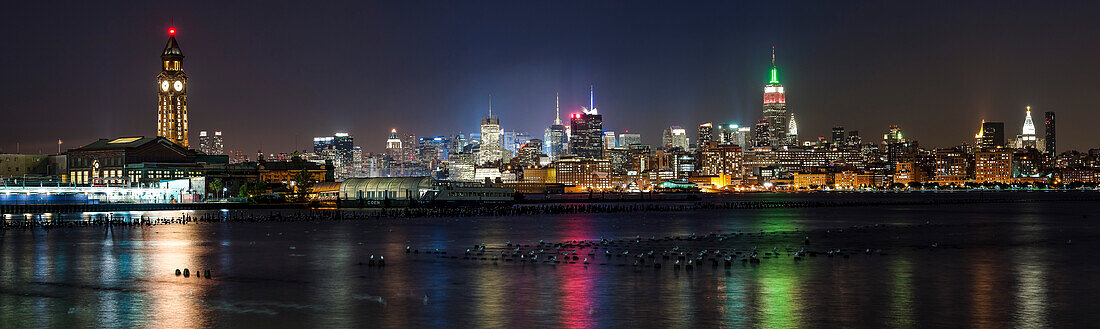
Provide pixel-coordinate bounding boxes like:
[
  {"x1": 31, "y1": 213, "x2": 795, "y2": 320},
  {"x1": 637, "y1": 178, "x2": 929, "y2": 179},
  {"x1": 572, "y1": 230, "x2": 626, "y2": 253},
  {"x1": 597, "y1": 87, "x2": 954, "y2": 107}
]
[
  {"x1": 162, "y1": 36, "x2": 183, "y2": 57},
  {"x1": 73, "y1": 136, "x2": 196, "y2": 156}
]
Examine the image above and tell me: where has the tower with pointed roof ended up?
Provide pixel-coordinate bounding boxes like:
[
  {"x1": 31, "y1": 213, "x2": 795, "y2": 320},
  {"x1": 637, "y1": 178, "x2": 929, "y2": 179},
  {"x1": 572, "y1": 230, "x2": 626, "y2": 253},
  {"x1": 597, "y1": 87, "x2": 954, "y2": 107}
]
[
  {"x1": 156, "y1": 27, "x2": 190, "y2": 147},
  {"x1": 1020, "y1": 106, "x2": 1037, "y2": 149},
  {"x1": 480, "y1": 94, "x2": 503, "y2": 164},
  {"x1": 544, "y1": 92, "x2": 568, "y2": 160},
  {"x1": 760, "y1": 46, "x2": 790, "y2": 147}
]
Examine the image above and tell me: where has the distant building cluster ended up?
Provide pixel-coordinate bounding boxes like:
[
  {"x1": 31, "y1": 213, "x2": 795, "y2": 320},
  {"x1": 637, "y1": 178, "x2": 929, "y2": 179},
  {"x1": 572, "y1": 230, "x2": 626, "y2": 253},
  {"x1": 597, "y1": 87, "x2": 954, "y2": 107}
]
[{"x1": 3, "y1": 31, "x2": 1099, "y2": 200}]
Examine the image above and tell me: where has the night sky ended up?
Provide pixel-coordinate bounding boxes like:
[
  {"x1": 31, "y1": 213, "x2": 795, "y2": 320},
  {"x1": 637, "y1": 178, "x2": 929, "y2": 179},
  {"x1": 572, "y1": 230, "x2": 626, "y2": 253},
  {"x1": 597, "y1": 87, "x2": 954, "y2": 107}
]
[{"x1": 2, "y1": 1, "x2": 1097, "y2": 154}]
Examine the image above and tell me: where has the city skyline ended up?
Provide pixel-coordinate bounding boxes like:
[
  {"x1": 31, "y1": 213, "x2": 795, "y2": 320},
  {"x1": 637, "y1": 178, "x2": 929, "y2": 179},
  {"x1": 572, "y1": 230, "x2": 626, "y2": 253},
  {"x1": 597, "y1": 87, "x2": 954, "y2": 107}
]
[{"x1": 2, "y1": 1, "x2": 1098, "y2": 154}]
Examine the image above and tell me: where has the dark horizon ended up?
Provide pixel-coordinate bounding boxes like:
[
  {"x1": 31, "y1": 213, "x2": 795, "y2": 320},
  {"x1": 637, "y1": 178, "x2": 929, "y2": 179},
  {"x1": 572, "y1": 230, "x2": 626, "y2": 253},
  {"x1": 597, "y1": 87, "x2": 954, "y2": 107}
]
[{"x1": 2, "y1": 1, "x2": 1098, "y2": 154}]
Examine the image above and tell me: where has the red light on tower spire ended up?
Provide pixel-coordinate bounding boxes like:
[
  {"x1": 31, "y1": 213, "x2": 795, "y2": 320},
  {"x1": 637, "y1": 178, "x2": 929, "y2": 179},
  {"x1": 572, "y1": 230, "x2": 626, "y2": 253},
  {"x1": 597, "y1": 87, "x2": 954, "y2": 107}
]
[{"x1": 168, "y1": 27, "x2": 176, "y2": 35}]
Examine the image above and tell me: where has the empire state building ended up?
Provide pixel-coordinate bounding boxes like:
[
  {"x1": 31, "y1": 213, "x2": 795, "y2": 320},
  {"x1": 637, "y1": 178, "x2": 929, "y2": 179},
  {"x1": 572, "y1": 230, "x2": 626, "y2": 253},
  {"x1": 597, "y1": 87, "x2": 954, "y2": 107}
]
[{"x1": 156, "y1": 27, "x2": 190, "y2": 147}]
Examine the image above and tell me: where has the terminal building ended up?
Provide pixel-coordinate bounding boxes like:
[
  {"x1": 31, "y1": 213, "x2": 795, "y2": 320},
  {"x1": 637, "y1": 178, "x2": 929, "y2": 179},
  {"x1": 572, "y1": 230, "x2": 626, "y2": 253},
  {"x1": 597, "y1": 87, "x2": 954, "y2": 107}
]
[
  {"x1": 326, "y1": 177, "x2": 514, "y2": 207},
  {"x1": 66, "y1": 136, "x2": 228, "y2": 186}
]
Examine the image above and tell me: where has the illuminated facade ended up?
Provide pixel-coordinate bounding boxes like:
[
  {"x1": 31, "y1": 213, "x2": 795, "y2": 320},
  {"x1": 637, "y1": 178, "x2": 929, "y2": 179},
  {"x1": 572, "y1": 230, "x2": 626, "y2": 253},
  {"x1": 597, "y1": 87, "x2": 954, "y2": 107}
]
[
  {"x1": 933, "y1": 148, "x2": 972, "y2": 183},
  {"x1": 1020, "y1": 106, "x2": 1037, "y2": 149},
  {"x1": 793, "y1": 173, "x2": 832, "y2": 189},
  {"x1": 386, "y1": 128, "x2": 403, "y2": 160},
  {"x1": 975, "y1": 121, "x2": 1005, "y2": 149},
  {"x1": 156, "y1": 28, "x2": 190, "y2": 147},
  {"x1": 618, "y1": 132, "x2": 641, "y2": 147},
  {"x1": 555, "y1": 157, "x2": 612, "y2": 190},
  {"x1": 975, "y1": 148, "x2": 1012, "y2": 183},
  {"x1": 480, "y1": 95, "x2": 503, "y2": 164},
  {"x1": 1044, "y1": 111, "x2": 1056, "y2": 156},
  {"x1": 662, "y1": 126, "x2": 689, "y2": 150},
  {"x1": 762, "y1": 47, "x2": 790, "y2": 147},
  {"x1": 698, "y1": 123, "x2": 714, "y2": 145},
  {"x1": 198, "y1": 131, "x2": 223, "y2": 155},
  {"x1": 543, "y1": 93, "x2": 569, "y2": 160},
  {"x1": 698, "y1": 142, "x2": 743, "y2": 178},
  {"x1": 569, "y1": 86, "x2": 605, "y2": 159}
]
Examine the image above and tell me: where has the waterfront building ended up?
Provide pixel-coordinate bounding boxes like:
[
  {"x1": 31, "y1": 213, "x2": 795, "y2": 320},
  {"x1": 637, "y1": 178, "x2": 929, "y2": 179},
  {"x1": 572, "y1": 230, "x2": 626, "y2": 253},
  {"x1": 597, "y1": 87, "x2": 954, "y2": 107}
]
[
  {"x1": 932, "y1": 148, "x2": 972, "y2": 184},
  {"x1": 698, "y1": 142, "x2": 743, "y2": 179},
  {"x1": 975, "y1": 148, "x2": 1012, "y2": 183},
  {"x1": 742, "y1": 147, "x2": 864, "y2": 178},
  {"x1": 834, "y1": 171, "x2": 887, "y2": 189},
  {"x1": 1044, "y1": 111, "x2": 1056, "y2": 156},
  {"x1": 0, "y1": 154, "x2": 66, "y2": 180},
  {"x1": 256, "y1": 159, "x2": 331, "y2": 185},
  {"x1": 66, "y1": 136, "x2": 227, "y2": 186},
  {"x1": 893, "y1": 162, "x2": 925, "y2": 185},
  {"x1": 156, "y1": 27, "x2": 190, "y2": 147},
  {"x1": 793, "y1": 173, "x2": 832, "y2": 189},
  {"x1": 555, "y1": 157, "x2": 612, "y2": 191}
]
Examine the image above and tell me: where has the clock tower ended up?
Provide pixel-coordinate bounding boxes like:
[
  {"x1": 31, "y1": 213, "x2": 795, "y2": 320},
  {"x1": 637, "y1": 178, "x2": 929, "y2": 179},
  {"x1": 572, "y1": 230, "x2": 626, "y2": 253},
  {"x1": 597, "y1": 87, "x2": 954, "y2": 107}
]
[{"x1": 157, "y1": 27, "x2": 189, "y2": 147}]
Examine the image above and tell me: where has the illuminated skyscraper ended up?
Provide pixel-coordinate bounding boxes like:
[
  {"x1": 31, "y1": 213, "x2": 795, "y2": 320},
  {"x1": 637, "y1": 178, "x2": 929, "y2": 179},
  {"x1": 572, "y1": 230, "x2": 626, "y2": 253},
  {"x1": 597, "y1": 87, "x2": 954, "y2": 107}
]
[
  {"x1": 662, "y1": 126, "x2": 689, "y2": 150},
  {"x1": 199, "y1": 131, "x2": 224, "y2": 155},
  {"x1": 569, "y1": 85, "x2": 605, "y2": 158},
  {"x1": 386, "y1": 128, "x2": 403, "y2": 160},
  {"x1": 831, "y1": 126, "x2": 845, "y2": 147},
  {"x1": 1020, "y1": 106, "x2": 1037, "y2": 149},
  {"x1": 1044, "y1": 111, "x2": 1056, "y2": 156},
  {"x1": 975, "y1": 121, "x2": 1004, "y2": 149},
  {"x1": 698, "y1": 123, "x2": 714, "y2": 145},
  {"x1": 156, "y1": 27, "x2": 189, "y2": 147},
  {"x1": 762, "y1": 46, "x2": 789, "y2": 147},
  {"x1": 602, "y1": 131, "x2": 617, "y2": 149},
  {"x1": 543, "y1": 92, "x2": 569, "y2": 160},
  {"x1": 480, "y1": 94, "x2": 503, "y2": 164},
  {"x1": 787, "y1": 112, "x2": 799, "y2": 145}
]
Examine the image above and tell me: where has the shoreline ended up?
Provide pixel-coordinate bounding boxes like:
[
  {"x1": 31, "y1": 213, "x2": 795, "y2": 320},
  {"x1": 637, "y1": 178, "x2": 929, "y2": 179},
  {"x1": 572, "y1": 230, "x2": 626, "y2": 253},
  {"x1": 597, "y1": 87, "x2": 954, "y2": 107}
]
[{"x1": 1, "y1": 189, "x2": 1097, "y2": 215}]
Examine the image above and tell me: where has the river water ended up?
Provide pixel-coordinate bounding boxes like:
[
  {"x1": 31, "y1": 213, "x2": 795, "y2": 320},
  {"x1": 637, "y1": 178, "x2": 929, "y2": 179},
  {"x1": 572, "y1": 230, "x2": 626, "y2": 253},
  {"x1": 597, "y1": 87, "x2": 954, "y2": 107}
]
[{"x1": 2, "y1": 193, "x2": 1098, "y2": 328}]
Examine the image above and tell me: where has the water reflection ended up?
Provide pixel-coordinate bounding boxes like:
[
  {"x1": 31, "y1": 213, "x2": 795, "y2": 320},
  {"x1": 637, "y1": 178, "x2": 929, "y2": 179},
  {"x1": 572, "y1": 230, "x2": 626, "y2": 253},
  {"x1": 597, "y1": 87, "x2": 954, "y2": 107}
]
[{"x1": 1, "y1": 201, "x2": 1095, "y2": 327}]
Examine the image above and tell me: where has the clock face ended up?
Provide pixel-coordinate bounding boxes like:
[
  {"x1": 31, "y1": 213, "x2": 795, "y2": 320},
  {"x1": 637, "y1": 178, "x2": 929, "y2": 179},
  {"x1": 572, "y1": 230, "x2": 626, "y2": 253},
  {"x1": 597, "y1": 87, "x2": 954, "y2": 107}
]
[
  {"x1": 161, "y1": 80, "x2": 169, "y2": 91},
  {"x1": 173, "y1": 81, "x2": 184, "y2": 92}
]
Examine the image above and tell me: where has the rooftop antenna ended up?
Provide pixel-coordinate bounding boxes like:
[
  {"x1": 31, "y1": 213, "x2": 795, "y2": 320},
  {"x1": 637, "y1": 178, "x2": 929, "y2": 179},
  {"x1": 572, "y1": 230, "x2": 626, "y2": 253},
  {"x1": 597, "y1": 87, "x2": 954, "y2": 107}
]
[
  {"x1": 488, "y1": 93, "x2": 493, "y2": 117},
  {"x1": 589, "y1": 84, "x2": 595, "y2": 111},
  {"x1": 554, "y1": 92, "x2": 561, "y2": 125}
]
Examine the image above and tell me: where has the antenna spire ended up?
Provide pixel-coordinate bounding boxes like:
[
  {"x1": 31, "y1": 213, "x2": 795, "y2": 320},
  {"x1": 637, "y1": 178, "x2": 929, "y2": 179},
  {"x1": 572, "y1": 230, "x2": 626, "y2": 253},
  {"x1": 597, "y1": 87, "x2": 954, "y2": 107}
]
[
  {"x1": 488, "y1": 93, "x2": 493, "y2": 117},
  {"x1": 554, "y1": 92, "x2": 562, "y2": 125},
  {"x1": 589, "y1": 84, "x2": 595, "y2": 111}
]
